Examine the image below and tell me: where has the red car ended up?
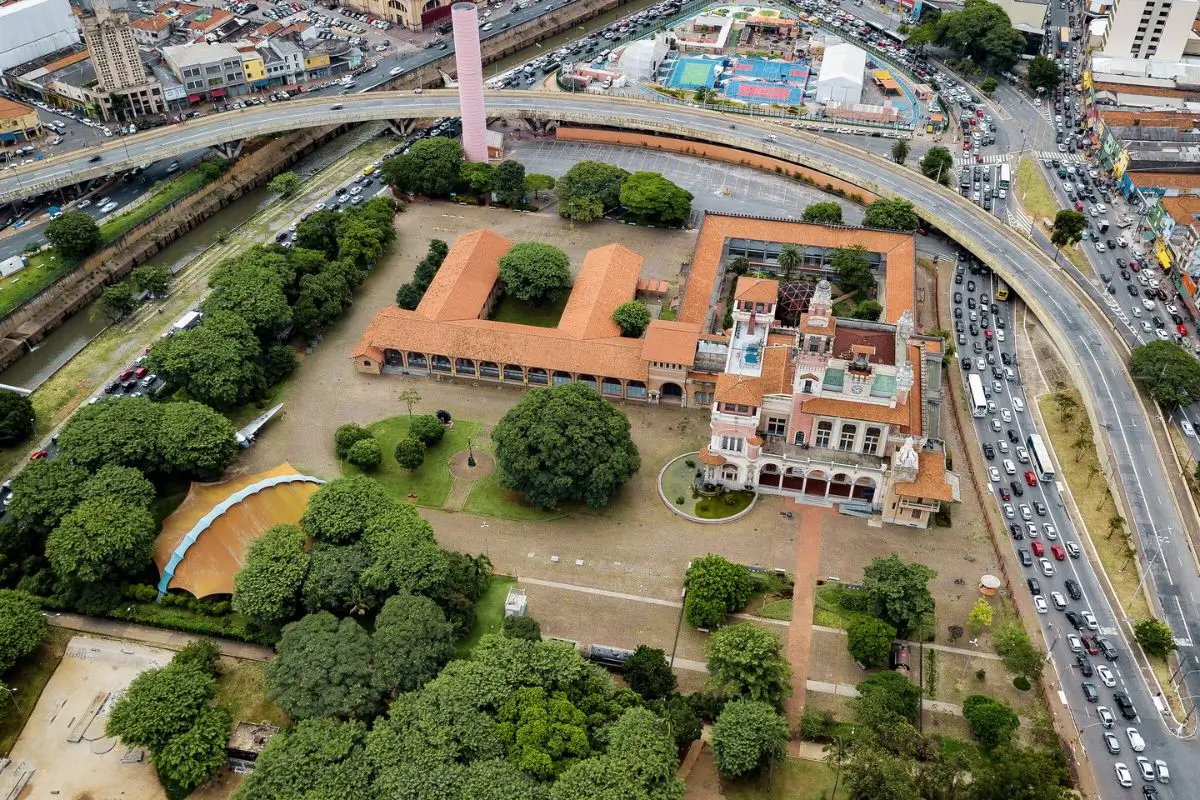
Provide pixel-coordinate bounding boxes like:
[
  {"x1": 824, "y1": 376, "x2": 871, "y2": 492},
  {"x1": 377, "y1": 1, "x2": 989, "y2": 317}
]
[
  {"x1": 118, "y1": 368, "x2": 134, "y2": 381},
  {"x1": 985, "y1": 328, "x2": 993, "y2": 340},
  {"x1": 999, "y1": 487, "x2": 1011, "y2": 501},
  {"x1": 1031, "y1": 541, "x2": 1045, "y2": 557},
  {"x1": 1074, "y1": 201, "x2": 1084, "y2": 212},
  {"x1": 1024, "y1": 470, "x2": 1038, "y2": 487},
  {"x1": 1051, "y1": 545, "x2": 1066, "y2": 561},
  {"x1": 134, "y1": 366, "x2": 148, "y2": 378},
  {"x1": 1129, "y1": 261, "x2": 1141, "y2": 272},
  {"x1": 28, "y1": 449, "x2": 48, "y2": 461},
  {"x1": 1082, "y1": 635, "x2": 1100, "y2": 655},
  {"x1": 1178, "y1": 323, "x2": 1189, "y2": 337}
]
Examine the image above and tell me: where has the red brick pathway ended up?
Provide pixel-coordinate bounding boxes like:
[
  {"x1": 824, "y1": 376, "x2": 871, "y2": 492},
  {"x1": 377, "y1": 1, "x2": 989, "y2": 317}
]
[{"x1": 783, "y1": 505, "x2": 828, "y2": 730}]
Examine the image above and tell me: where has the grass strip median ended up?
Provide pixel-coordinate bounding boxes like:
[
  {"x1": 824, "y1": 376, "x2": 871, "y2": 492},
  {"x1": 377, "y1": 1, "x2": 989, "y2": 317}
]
[{"x1": 1015, "y1": 157, "x2": 1091, "y2": 276}]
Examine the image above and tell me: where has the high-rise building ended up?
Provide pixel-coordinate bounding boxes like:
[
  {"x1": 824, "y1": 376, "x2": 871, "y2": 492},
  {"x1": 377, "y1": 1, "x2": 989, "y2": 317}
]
[
  {"x1": 78, "y1": 0, "x2": 165, "y2": 119},
  {"x1": 451, "y1": 1, "x2": 487, "y2": 162},
  {"x1": 1100, "y1": 0, "x2": 1200, "y2": 61}
]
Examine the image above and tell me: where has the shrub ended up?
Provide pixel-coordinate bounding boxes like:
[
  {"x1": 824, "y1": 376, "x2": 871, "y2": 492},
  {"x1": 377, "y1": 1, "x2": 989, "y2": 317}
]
[
  {"x1": 1013, "y1": 676, "x2": 1031, "y2": 691},
  {"x1": 394, "y1": 437, "x2": 426, "y2": 470},
  {"x1": 409, "y1": 414, "x2": 445, "y2": 447},
  {"x1": 334, "y1": 423, "x2": 373, "y2": 459},
  {"x1": 346, "y1": 438, "x2": 383, "y2": 471}
]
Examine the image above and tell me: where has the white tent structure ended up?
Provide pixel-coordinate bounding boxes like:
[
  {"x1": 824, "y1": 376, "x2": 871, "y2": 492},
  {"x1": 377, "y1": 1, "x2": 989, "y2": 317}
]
[
  {"x1": 617, "y1": 36, "x2": 670, "y2": 81},
  {"x1": 816, "y1": 42, "x2": 867, "y2": 105}
]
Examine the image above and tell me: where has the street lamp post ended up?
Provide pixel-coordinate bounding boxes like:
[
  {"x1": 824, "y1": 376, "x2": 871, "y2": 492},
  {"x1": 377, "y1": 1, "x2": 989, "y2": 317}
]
[{"x1": 467, "y1": 436, "x2": 476, "y2": 468}]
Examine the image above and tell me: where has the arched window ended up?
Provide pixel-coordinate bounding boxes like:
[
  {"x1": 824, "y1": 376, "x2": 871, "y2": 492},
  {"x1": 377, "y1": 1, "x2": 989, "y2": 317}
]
[
  {"x1": 793, "y1": 430, "x2": 806, "y2": 446},
  {"x1": 814, "y1": 421, "x2": 832, "y2": 448},
  {"x1": 863, "y1": 427, "x2": 882, "y2": 455},
  {"x1": 838, "y1": 424, "x2": 857, "y2": 452}
]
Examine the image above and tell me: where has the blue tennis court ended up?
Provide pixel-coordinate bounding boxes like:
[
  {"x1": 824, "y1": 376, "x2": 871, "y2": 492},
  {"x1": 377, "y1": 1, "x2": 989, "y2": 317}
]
[{"x1": 667, "y1": 57, "x2": 718, "y2": 90}]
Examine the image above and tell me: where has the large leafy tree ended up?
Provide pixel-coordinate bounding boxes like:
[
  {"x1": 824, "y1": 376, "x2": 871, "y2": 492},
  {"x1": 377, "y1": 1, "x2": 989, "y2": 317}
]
[
  {"x1": 56, "y1": 396, "x2": 163, "y2": 474},
  {"x1": 918, "y1": 147, "x2": 954, "y2": 185},
  {"x1": 78, "y1": 464, "x2": 156, "y2": 508},
  {"x1": 132, "y1": 264, "x2": 170, "y2": 296},
  {"x1": 920, "y1": 0, "x2": 1026, "y2": 70},
  {"x1": 1027, "y1": 54, "x2": 1062, "y2": 94},
  {"x1": 7, "y1": 458, "x2": 86, "y2": 532},
  {"x1": 233, "y1": 523, "x2": 311, "y2": 628},
  {"x1": 147, "y1": 310, "x2": 264, "y2": 409},
  {"x1": 846, "y1": 616, "x2": 896, "y2": 668},
  {"x1": 1134, "y1": 617, "x2": 1176, "y2": 658},
  {"x1": 611, "y1": 301, "x2": 651, "y2": 337},
  {"x1": 293, "y1": 210, "x2": 342, "y2": 258},
  {"x1": 704, "y1": 623, "x2": 791, "y2": 706},
  {"x1": 494, "y1": 159, "x2": 528, "y2": 207},
  {"x1": 554, "y1": 161, "x2": 630, "y2": 223},
  {"x1": 300, "y1": 475, "x2": 395, "y2": 544},
  {"x1": 265, "y1": 612, "x2": 381, "y2": 721},
  {"x1": 105, "y1": 662, "x2": 217, "y2": 752},
  {"x1": 358, "y1": 508, "x2": 445, "y2": 598},
  {"x1": 268, "y1": 170, "x2": 301, "y2": 197},
  {"x1": 0, "y1": 390, "x2": 34, "y2": 447},
  {"x1": 683, "y1": 554, "x2": 753, "y2": 629},
  {"x1": 0, "y1": 590, "x2": 46, "y2": 673},
  {"x1": 496, "y1": 686, "x2": 591, "y2": 780},
  {"x1": 969, "y1": 745, "x2": 1070, "y2": 800},
  {"x1": 1050, "y1": 209, "x2": 1086, "y2": 250},
  {"x1": 855, "y1": 670, "x2": 921, "y2": 726},
  {"x1": 153, "y1": 704, "x2": 232, "y2": 800},
  {"x1": 98, "y1": 282, "x2": 136, "y2": 322},
  {"x1": 498, "y1": 242, "x2": 572, "y2": 305},
  {"x1": 992, "y1": 622, "x2": 1045, "y2": 681},
  {"x1": 233, "y1": 718, "x2": 373, "y2": 800},
  {"x1": 710, "y1": 700, "x2": 788, "y2": 779},
  {"x1": 962, "y1": 694, "x2": 1020, "y2": 750},
  {"x1": 157, "y1": 401, "x2": 239, "y2": 480},
  {"x1": 203, "y1": 262, "x2": 293, "y2": 339},
  {"x1": 862, "y1": 198, "x2": 919, "y2": 231},
  {"x1": 491, "y1": 383, "x2": 641, "y2": 510},
  {"x1": 372, "y1": 592, "x2": 455, "y2": 695},
  {"x1": 619, "y1": 172, "x2": 693, "y2": 226},
  {"x1": 381, "y1": 137, "x2": 465, "y2": 197},
  {"x1": 624, "y1": 645, "x2": 676, "y2": 701},
  {"x1": 1131, "y1": 340, "x2": 1200, "y2": 407},
  {"x1": 549, "y1": 707, "x2": 684, "y2": 800},
  {"x1": 862, "y1": 554, "x2": 936, "y2": 636},
  {"x1": 801, "y1": 202, "x2": 843, "y2": 225},
  {"x1": 44, "y1": 496, "x2": 156, "y2": 585},
  {"x1": 46, "y1": 211, "x2": 101, "y2": 260},
  {"x1": 831, "y1": 245, "x2": 876, "y2": 296},
  {"x1": 302, "y1": 541, "x2": 376, "y2": 615}
]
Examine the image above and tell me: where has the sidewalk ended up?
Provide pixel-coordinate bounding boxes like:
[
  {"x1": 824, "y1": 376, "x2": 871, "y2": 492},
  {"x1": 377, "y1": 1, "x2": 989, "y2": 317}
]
[{"x1": 45, "y1": 612, "x2": 274, "y2": 662}]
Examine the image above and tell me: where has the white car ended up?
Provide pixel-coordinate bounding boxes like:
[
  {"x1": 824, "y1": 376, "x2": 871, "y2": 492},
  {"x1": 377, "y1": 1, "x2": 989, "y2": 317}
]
[
  {"x1": 1043, "y1": 524, "x2": 1057, "y2": 540},
  {"x1": 76, "y1": 198, "x2": 92, "y2": 209},
  {"x1": 1141, "y1": 321, "x2": 1153, "y2": 333},
  {"x1": 1097, "y1": 203, "x2": 1108, "y2": 214},
  {"x1": 1003, "y1": 503, "x2": 1015, "y2": 519},
  {"x1": 1081, "y1": 610, "x2": 1099, "y2": 630},
  {"x1": 989, "y1": 466, "x2": 1001, "y2": 482},
  {"x1": 1050, "y1": 591, "x2": 1067, "y2": 610},
  {"x1": 1067, "y1": 633, "x2": 1083, "y2": 652},
  {"x1": 1001, "y1": 409, "x2": 1012, "y2": 422},
  {"x1": 1136, "y1": 757, "x2": 1155, "y2": 782},
  {"x1": 1126, "y1": 727, "x2": 1145, "y2": 752},
  {"x1": 1040, "y1": 558, "x2": 1055, "y2": 577},
  {"x1": 1033, "y1": 595, "x2": 1048, "y2": 613},
  {"x1": 1094, "y1": 241, "x2": 1107, "y2": 252},
  {"x1": 1097, "y1": 664, "x2": 1116, "y2": 688},
  {"x1": 1013, "y1": 398, "x2": 1025, "y2": 412},
  {"x1": 1114, "y1": 763, "x2": 1132, "y2": 788},
  {"x1": 1156, "y1": 329, "x2": 1170, "y2": 340},
  {"x1": 1015, "y1": 446, "x2": 1029, "y2": 463},
  {"x1": 389, "y1": 66, "x2": 403, "y2": 75},
  {"x1": 996, "y1": 329, "x2": 1005, "y2": 342},
  {"x1": 1155, "y1": 759, "x2": 1170, "y2": 783}
]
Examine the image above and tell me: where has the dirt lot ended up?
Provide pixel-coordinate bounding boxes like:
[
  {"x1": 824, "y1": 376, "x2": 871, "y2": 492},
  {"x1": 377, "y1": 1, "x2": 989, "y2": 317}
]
[{"x1": 1, "y1": 636, "x2": 175, "y2": 800}]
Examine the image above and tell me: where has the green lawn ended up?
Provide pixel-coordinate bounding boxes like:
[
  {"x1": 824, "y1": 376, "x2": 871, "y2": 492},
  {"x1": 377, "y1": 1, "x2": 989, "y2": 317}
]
[
  {"x1": 341, "y1": 416, "x2": 481, "y2": 508},
  {"x1": 462, "y1": 471, "x2": 572, "y2": 521},
  {"x1": 813, "y1": 582, "x2": 875, "y2": 630},
  {"x1": 456, "y1": 576, "x2": 516, "y2": 656},
  {"x1": 755, "y1": 599, "x2": 794, "y2": 621},
  {"x1": 214, "y1": 659, "x2": 287, "y2": 727},
  {"x1": 722, "y1": 758, "x2": 838, "y2": 800},
  {"x1": 99, "y1": 165, "x2": 221, "y2": 244},
  {"x1": 0, "y1": 628, "x2": 71, "y2": 756},
  {"x1": 0, "y1": 249, "x2": 74, "y2": 318},
  {"x1": 489, "y1": 293, "x2": 569, "y2": 328}
]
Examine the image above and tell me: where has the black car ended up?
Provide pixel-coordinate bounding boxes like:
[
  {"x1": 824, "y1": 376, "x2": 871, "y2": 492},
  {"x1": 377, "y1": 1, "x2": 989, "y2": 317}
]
[
  {"x1": 1010, "y1": 480, "x2": 1024, "y2": 497},
  {"x1": 954, "y1": 308, "x2": 962, "y2": 319},
  {"x1": 954, "y1": 292, "x2": 962, "y2": 303},
  {"x1": 955, "y1": 273, "x2": 963, "y2": 284},
  {"x1": 1065, "y1": 578, "x2": 1082, "y2": 600},
  {"x1": 1120, "y1": 269, "x2": 1131, "y2": 280},
  {"x1": 983, "y1": 443, "x2": 995, "y2": 459},
  {"x1": 88, "y1": 155, "x2": 102, "y2": 163},
  {"x1": 967, "y1": 280, "x2": 976, "y2": 292},
  {"x1": 1106, "y1": 239, "x2": 1117, "y2": 250},
  {"x1": 1007, "y1": 429, "x2": 1019, "y2": 443},
  {"x1": 1113, "y1": 691, "x2": 1136, "y2": 719},
  {"x1": 1100, "y1": 273, "x2": 1111, "y2": 283},
  {"x1": 1075, "y1": 655, "x2": 1094, "y2": 676},
  {"x1": 1018, "y1": 546, "x2": 1032, "y2": 563},
  {"x1": 1128, "y1": 284, "x2": 1140, "y2": 297},
  {"x1": 105, "y1": 381, "x2": 121, "y2": 394},
  {"x1": 961, "y1": 358, "x2": 971, "y2": 370},
  {"x1": 1143, "y1": 784, "x2": 1160, "y2": 799},
  {"x1": 992, "y1": 366, "x2": 1003, "y2": 379},
  {"x1": 1098, "y1": 637, "x2": 1119, "y2": 661},
  {"x1": 1082, "y1": 682, "x2": 1099, "y2": 703},
  {"x1": 1065, "y1": 610, "x2": 1085, "y2": 630},
  {"x1": 955, "y1": 320, "x2": 964, "y2": 333},
  {"x1": 969, "y1": 324, "x2": 979, "y2": 336},
  {"x1": 1027, "y1": 577, "x2": 1041, "y2": 595},
  {"x1": 1001, "y1": 352, "x2": 1012, "y2": 365}
]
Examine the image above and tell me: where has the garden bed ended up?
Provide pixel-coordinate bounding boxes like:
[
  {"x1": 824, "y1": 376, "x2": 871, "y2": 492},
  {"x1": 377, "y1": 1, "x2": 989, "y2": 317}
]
[{"x1": 658, "y1": 453, "x2": 758, "y2": 522}]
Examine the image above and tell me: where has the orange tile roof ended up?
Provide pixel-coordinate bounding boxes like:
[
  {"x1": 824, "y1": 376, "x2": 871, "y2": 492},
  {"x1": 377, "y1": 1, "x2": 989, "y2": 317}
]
[
  {"x1": 833, "y1": 327, "x2": 895, "y2": 366},
  {"x1": 41, "y1": 50, "x2": 90, "y2": 73},
  {"x1": 1126, "y1": 171, "x2": 1200, "y2": 190},
  {"x1": 0, "y1": 97, "x2": 36, "y2": 122},
  {"x1": 256, "y1": 20, "x2": 283, "y2": 35},
  {"x1": 1099, "y1": 109, "x2": 1199, "y2": 130},
  {"x1": 637, "y1": 278, "x2": 670, "y2": 294},
  {"x1": 800, "y1": 396, "x2": 912, "y2": 428},
  {"x1": 799, "y1": 313, "x2": 836, "y2": 336},
  {"x1": 1160, "y1": 195, "x2": 1200, "y2": 225},
  {"x1": 557, "y1": 243, "x2": 642, "y2": 341},
  {"x1": 681, "y1": 213, "x2": 915, "y2": 329},
  {"x1": 698, "y1": 447, "x2": 726, "y2": 466},
  {"x1": 132, "y1": 13, "x2": 172, "y2": 30},
  {"x1": 713, "y1": 334, "x2": 793, "y2": 405},
  {"x1": 1092, "y1": 82, "x2": 1192, "y2": 100},
  {"x1": 642, "y1": 320, "x2": 701, "y2": 366},
  {"x1": 415, "y1": 229, "x2": 512, "y2": 322},
  {"x1": 735, "y1": 275, "x2": 779, "y2": 303},
  {"x1": 189, "y1": 8, "x2": 233, "y2": 29},
  {"x1": 892, "y1": 452, "x2": 956, "y2": 502}
]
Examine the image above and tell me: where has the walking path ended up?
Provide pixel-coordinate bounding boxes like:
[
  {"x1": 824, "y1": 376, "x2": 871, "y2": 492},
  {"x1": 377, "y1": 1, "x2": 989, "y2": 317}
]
[
  {"x1": 45, "y1": 612, "x2": 274, "y2": 662},
  {"x1": 518, "y1": 576, "x2": 685, "y2": 608},
  {"x1": 784, "y1": 506, "x2": 825, "y2": 727}
]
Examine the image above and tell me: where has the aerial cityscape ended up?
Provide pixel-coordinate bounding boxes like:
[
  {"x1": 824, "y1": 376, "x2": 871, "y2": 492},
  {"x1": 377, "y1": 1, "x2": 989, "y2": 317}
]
[{"x1": 0, "y1": 0, "x2": 1198, "y2": 796}]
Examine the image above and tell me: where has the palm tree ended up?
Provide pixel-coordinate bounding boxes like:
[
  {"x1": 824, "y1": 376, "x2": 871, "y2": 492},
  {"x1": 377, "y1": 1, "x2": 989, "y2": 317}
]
[
  {"x1": 824, "y1": 735, "x2": 853, "y2": 799},
  {"x1": 891, "y1": 137, "x2": 910, "y2": 165},
  {"x1": 1086, "y1": 462, "x2": 1101, "y2": 487},
  {"x1": 729, "y1": 256, "x2": 750, "y2": 276},
  {"x1": 1107, "y1": 514, "x2": 1125, "y2": 539},
  {"x1": 1072, "y1": 429, "x2": 1093, "y2": 462},
  {"x1": 777, "y1": 244, "x2": 802, "y2": 280}
]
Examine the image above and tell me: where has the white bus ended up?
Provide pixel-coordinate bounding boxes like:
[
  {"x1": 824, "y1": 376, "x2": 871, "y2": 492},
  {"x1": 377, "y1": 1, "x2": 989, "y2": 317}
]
[
  {"x1": 1026, "y1": 434, "x2": 1055, "y2": 481},
  {"x1": 968, "y1": 374, "x2": 987, "y2": 417},
  {"x1": 998, "y1": 164, "x2": 1011, "y2": 190}
]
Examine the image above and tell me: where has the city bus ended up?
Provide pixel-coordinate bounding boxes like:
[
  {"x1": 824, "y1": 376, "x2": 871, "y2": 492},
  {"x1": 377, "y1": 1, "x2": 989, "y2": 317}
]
[
  {"x1": 995, "y1": 278, "x2": 1010, "y2": 301},
  {"x1": 1059, "y1": 27, "x2": 1070, "y2": 51},
  {"x1": 968, "y1": 374, "x2": 988, "y2": 417},
  {"x1": 1026, "y1": 433, "x2": 1056, "y2": 481},
  {"x1": 998, "y1": 164, "x2": 1011, "y2": 190}
]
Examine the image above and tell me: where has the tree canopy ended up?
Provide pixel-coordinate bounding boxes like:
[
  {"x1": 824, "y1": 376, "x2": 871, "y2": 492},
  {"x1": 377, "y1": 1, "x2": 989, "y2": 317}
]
[
  {"x1": 78, "y1": 464, "x2": 156, "y2": 508},
  {"x1": 1050, "y1": 210, "x2": 1086, "y2": 250},
  {"x1": 611, "y1": 301, "x2": 652, "y2": 337},
  {"x1": 372, "y1": 592, "x2": 456, "y2": 695},
  {"x1": 891, "y1": 137, "x2": 910, "y2": 165},
  {"x1": 381, "y1": 137, "x2": 465, "y2": 197},
  {"x1": 154, "y1": 704, "x2": 232, "y2": 800},
  {"x1": 132, "y1": 265, "x2": 171, "y2": 296},
  {"x1": 855, "y1": 670, "x2": 921, "y2": 726},
  {"x1": 300, "y1": 475, "x2": 395, "y2": 544},
  {"x1": 846, "y1": 616, "x2": 896, "y2": 668},
  {"x1": 918, "y1": 147, "x2": 954, "y2": 185},
  {"x1": 233, "y1": 523, "x2": 311, "y2": 628},
  {"x1": 801, "y1": 202, "x2": 844, "y2": 225},
  {"x1": 1134, "y1": 617, "x2": 1176, "y2": 658},
  {"x1": 0, "y1": 390, "x2": 34, "y2": 447},
  {"x1": 705, "y1": 623, "x2": 791, "y2": 706},
  {"x1": 554, "y1": 161, "x2": 630, "y2": 223},
  {"x1": 265, "y1": 611, "x2": 381, "y2": 721},
  {"x1": 0, "y1": 589, "x2": 46, "y2": 673},
  {"x1": 7, "y1": 458, "x2": 87, "y2": 532},
  {"x1": 147, "y1": 310, "x2": 265, "y2": 409},
  {"x1": 862, "y1": 554, "x2": 936, "y2": 636},
  {"x1": 624, "y1": 645, "x2": 677, "y2": 701},
  {"x1": 268, "y1": 171, "x2": 301, "y2": 197},
  {"x1": 862, "y1": 198, "x2": 919, "y2": 231},
  {"x1": 710, "y1": 700, "x2": 789, "y2": 779},
  {"x1": 1131, "y1": 341, "x2": 1200, "y2": 407},
  {"x1": 992, "y1": 622, "x2": 1045, "y2": 681},
  {"x1": 203, "y1": 261, "x2": 293, "y2": 339},
  {"x1": 1027, "y1": 54, "x2": 1062, "y2": 94},
  {"x1": 683, "y1": 554, "x2": 752, "y2": 629},
  {"x1": 98, "y1": 282, "x2": 136, "y2": 321},
  {"x1": 106, "y1": 661, "x2": 217, "y2": 752},
  {"x1": 491, "y1": 383, "x2": 640, "y2": 509},
  {"x1": 831, "y1": 246, "x2": 876, "y2": 297},
  {"x1": 911, "y1": 0, "x2": 1026, "y2": 70},
  {"x1": 962, "y1": 694, "x2": 1019, "y2": 750},
  {"x1": 46, "y1": 211, "x2": 101, "y2": 260},
  {"x1": 619, "y1": 172, "x2": 693, "y2": 226},
  {"x1": 494, "y1": 160, "x2": 528, "y2": 207},
  {"x1": 44, "y1": 496, "x2": 156, "y2": 585},
  {"x1": 498, "y1": 242, "x2": 572, "y2": 305},
  {"x1": 233, "y1": 718, "x2": 373, "y2": 800}
]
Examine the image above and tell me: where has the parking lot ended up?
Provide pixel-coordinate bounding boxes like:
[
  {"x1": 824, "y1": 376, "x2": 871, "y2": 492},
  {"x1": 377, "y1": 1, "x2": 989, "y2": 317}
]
[{"x1": 951, "y1": 257, "x2": 1176, "y2": 795}]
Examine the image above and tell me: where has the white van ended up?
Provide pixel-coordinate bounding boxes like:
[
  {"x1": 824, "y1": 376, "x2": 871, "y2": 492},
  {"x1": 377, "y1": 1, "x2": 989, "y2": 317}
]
[{"x1": 1003, "y1": 458, "x2": 1016, "y2": 475}]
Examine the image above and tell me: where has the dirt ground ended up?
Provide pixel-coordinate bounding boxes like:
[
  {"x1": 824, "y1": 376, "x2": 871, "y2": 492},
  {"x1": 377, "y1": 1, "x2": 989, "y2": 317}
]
[{"x1": 1, "y1": 636, "x2": 175, "y2": 800}]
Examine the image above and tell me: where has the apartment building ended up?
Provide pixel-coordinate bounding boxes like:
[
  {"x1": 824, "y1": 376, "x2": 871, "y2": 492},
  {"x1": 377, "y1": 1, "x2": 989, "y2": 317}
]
[
  {"x1": 1100, "y1": 0, "x2": 1199, "y2": 60},
  {"x1": 162, "y1": 41, "x2": 248, "y2": 101}
]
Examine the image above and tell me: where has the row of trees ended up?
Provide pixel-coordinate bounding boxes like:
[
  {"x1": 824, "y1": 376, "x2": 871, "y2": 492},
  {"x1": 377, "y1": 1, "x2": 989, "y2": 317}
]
[
  {"x1": 553, "y1": 161, "x2": 693, "y2": 226},
  {"x1": 907, "y1": 0, "x2": 1026, "y2": 72},
  {"x1": 395, "y1": 238, "x2": 450, "y2": 310},
  {"x1": 232, "y1": 475, "x2": 490, "y2": 636},
  {"x1": 379, "y1": 138, "x2": 553, "y2": 209}
]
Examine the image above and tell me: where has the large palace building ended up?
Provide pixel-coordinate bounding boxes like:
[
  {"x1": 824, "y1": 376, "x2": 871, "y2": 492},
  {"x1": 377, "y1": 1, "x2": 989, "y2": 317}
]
[{"x1": 352, "y1": 211, "x2": 959, "y2": 527}]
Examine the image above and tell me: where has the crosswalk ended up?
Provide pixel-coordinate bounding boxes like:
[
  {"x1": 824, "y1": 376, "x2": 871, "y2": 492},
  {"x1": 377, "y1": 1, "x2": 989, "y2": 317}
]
[{"x1": 955, "y1": 151, "x2": 1087, "y2": 169}]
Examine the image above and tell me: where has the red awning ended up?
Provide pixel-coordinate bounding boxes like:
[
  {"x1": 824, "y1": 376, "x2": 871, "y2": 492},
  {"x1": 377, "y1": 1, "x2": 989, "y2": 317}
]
[
  {"x1": 211, "y1": 88, "x2": 226, "y2": 97},
  {"x1": 187, "y1": 94, "x2": 200, "y2": 103}
]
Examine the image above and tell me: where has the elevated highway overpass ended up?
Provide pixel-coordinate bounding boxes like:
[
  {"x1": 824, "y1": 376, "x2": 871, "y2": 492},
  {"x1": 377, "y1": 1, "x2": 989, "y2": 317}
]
[{"x1": 6, "y1": 91, "x2": 1200, "y2": 779}]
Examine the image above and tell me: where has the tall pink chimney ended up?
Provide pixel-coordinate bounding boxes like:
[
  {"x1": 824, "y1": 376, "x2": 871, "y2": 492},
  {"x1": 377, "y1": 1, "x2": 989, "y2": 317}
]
[{"x1": 451, "y1": 2, "x2": 488, "y2": 162}]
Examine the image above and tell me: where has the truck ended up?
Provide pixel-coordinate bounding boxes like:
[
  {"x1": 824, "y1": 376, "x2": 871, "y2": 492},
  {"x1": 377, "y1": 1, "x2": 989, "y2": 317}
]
[{"x1": 171, "y1": 310, "x2": 203, "y2": 333}]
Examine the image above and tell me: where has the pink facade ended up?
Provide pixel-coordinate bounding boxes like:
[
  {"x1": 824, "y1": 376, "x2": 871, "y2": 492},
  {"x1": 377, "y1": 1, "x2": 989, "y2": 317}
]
[{"x1": 451, "y1": 2, "x2": 488, "y2": 162}]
